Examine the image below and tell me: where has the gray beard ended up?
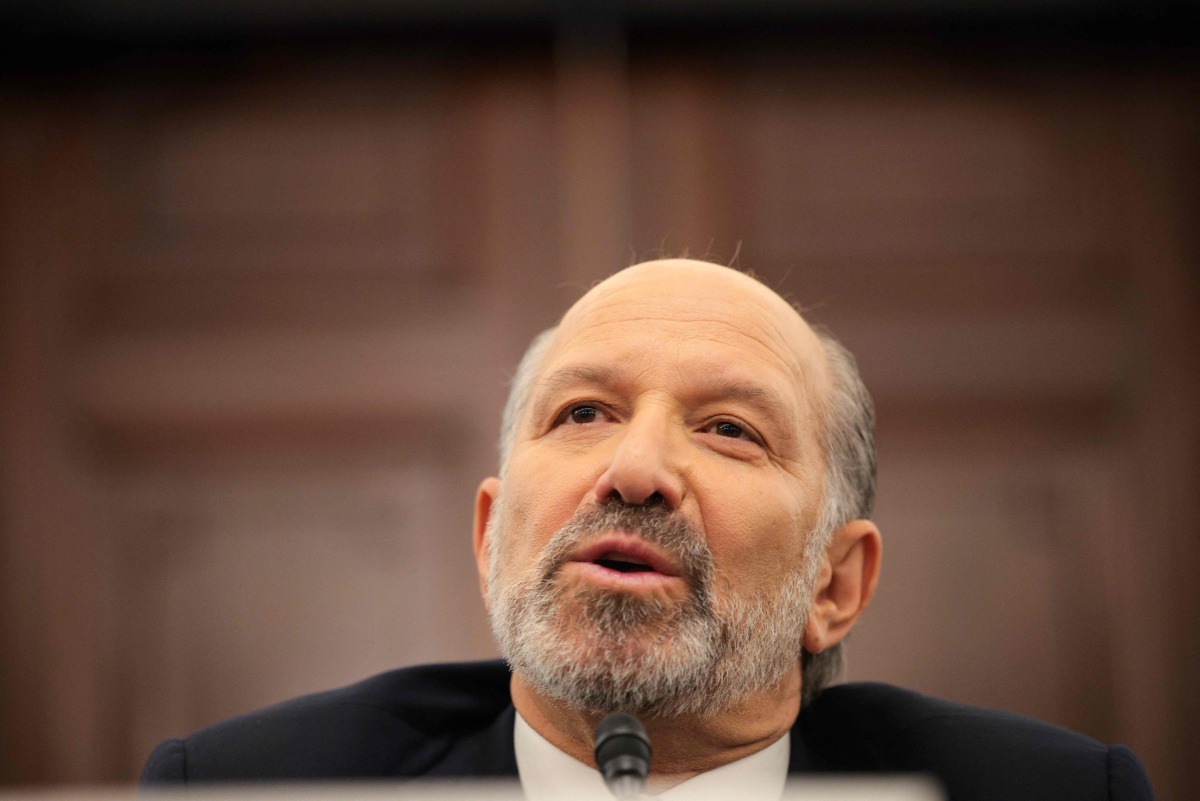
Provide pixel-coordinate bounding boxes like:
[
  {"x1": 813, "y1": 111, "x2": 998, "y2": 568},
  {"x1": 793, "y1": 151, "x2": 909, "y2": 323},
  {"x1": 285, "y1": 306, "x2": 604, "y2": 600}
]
[{"x1": 486, "y1": 500, "x2": 813, "y2": 718}]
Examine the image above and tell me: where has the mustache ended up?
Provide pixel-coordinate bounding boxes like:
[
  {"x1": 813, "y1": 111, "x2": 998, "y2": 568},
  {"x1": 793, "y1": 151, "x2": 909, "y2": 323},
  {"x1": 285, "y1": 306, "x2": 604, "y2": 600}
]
[{"x1": 536, "y1": 500, "x2": 714, "y2": 594}]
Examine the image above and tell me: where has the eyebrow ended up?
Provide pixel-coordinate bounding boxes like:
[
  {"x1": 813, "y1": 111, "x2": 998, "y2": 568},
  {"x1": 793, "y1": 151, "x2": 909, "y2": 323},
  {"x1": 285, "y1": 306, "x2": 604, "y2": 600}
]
[
  {"x1": 700, "y1": 378, "x2": 795, "y2": 425},
  {"x1": 531, "y1": 365, "x2": 620, "y2": 420},
  {"x1": 693, "y1": 377, "x2": 804, "y2": 446}
]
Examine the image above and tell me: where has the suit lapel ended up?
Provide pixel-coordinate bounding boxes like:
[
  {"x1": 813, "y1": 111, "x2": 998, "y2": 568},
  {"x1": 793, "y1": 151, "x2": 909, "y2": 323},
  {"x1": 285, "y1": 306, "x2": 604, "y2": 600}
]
[{"x1": 426, "y1": 704, "x2": 519, "y2": 777}]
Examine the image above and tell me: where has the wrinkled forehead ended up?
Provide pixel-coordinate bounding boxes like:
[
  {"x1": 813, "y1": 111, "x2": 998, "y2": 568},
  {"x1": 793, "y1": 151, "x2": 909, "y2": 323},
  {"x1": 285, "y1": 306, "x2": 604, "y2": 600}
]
[{"x1": 547, "y1": 260, "x2": 831, "y2": 407}]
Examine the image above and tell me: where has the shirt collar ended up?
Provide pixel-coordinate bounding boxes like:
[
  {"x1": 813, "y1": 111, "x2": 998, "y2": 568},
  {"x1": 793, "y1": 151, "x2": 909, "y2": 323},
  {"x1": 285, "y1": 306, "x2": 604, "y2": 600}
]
[{"x1": 513, "y1": 709, "x2": 790, "y2": 801}]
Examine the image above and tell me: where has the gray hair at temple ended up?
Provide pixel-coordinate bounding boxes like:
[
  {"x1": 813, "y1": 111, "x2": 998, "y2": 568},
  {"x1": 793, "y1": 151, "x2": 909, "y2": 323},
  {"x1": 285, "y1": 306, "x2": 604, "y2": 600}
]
[
  {"x1": 798, "y1": 329, "x2": 877, "y2": 702},
  {"x1": 494, "y1": 310, "x2": 877, "y2": 705}
]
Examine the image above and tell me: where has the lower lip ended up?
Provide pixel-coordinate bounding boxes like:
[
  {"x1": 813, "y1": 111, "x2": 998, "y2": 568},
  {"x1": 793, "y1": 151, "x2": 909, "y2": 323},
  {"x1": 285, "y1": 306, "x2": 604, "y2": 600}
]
[{"x1": 565, "y1": 561, "x2": 684, "y2": 591}]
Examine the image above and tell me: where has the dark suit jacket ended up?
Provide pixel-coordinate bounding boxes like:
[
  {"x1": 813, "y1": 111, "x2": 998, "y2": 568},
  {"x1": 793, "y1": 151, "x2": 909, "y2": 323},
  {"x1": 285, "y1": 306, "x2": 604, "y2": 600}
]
[{"x1": 141, "y1": 659, "x2": 1153, "y2": 800}]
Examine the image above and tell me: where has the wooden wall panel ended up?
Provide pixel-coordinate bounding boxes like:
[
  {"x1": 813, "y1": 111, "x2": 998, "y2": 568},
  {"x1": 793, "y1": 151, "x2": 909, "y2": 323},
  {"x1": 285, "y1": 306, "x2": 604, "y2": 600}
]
[{"x1": 106, "y1": 462, "x2": 475, "y2": 777}]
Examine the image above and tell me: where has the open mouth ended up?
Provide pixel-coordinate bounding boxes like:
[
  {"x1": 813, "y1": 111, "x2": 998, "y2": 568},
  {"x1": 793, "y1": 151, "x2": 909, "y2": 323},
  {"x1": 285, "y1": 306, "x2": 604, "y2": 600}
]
[
  {"x1": 570, "y1": 537, "x2": 680, "y2": 579},
  {"x1": 593, "y1": 553, "x2": 657, "y2": 574}
]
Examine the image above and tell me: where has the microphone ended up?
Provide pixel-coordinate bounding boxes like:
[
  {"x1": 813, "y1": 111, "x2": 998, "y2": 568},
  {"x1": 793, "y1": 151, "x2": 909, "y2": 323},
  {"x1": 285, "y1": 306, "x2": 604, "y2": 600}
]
[{"x1": 594, "y1": 712, "x2": 652, "y2": 799}]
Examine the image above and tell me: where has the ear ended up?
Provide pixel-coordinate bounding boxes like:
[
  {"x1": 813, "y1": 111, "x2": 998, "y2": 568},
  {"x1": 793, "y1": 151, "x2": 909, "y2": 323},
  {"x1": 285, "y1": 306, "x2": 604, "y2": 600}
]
[
  {"x1": 803, "y1": 519, "x2": 882, "y2": 654},
  {"x1": 473, "y1": 477, "x2": 502, "y2": 607}
]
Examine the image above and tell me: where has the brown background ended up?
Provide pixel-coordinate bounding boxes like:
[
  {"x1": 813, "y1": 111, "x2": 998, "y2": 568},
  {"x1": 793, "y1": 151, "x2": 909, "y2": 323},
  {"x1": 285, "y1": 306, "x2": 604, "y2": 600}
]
[{"x1": 1, "y1": 4, "x2": 1197, "y2": 800}]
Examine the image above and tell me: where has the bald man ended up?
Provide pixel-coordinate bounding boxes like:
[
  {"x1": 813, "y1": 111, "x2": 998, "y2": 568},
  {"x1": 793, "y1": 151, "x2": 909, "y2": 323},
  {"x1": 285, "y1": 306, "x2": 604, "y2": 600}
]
[{"x1": 143, "y1": 261, "x2": 1153, "y2": 801}]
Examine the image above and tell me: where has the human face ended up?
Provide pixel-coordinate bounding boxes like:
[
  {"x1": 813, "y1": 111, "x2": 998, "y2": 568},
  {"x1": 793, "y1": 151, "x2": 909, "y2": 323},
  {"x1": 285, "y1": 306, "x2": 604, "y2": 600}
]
[{"x1": 480, "y1": 261, "x2": 831, "y2": 714}]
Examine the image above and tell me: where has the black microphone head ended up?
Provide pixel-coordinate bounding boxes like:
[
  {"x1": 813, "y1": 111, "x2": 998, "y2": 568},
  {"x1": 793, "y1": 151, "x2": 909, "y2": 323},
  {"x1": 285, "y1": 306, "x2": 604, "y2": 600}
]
[{"x1": 594, "y1": 712, "x2": 651, "y2": 800}]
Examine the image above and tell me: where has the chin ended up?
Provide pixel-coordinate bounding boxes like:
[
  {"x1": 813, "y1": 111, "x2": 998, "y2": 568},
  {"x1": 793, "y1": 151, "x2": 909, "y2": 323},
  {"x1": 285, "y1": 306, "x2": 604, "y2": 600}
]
[{"x1": 499, "y1": 602, "x2": 729, "y2": 718}]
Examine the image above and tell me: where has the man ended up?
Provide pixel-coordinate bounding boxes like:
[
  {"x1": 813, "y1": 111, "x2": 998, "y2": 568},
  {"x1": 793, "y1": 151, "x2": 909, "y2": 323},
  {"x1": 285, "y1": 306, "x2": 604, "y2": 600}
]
[{"x1": 142, "y1": 259, "x2": 1154, "y2": 800}]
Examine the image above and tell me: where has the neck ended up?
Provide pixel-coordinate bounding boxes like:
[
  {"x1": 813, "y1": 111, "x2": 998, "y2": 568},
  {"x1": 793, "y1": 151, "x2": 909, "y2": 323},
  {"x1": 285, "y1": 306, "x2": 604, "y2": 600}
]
[{"x1": 510, "y1": 666, "x2": 801, "y2": 789}]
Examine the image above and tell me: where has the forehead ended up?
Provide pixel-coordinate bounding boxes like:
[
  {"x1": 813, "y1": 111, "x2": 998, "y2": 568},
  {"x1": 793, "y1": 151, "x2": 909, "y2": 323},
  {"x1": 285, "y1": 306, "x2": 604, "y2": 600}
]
[{"x1": 541, "y1": 261, "x2": 829, "y2": 410}]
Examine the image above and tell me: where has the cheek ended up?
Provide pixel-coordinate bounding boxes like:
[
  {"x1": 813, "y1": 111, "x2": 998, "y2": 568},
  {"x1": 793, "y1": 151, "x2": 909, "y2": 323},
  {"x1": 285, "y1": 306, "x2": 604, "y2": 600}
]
[
  {"x1": 497, "y1": 457, "x2": 596, "y2": 561},
  {"x1": 701, "y1": 481, "x2": 815, "y2": 589}
]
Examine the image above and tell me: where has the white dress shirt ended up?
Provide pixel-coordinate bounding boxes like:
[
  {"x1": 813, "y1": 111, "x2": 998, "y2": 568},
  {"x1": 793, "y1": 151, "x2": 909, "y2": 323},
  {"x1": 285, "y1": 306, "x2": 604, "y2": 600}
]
[{"x1": 514, "y1": 710, "x2": 790, "y2": 801}]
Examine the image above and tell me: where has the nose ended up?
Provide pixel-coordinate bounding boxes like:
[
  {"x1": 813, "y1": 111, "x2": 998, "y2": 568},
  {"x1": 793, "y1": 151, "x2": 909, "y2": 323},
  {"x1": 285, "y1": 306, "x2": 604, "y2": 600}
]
[{"x1": 592, "y1": 411, "x2": 685, "y2": 509}]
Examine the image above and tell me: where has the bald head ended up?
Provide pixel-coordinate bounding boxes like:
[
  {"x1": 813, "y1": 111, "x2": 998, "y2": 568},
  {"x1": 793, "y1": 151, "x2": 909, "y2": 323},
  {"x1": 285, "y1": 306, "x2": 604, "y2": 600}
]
[
  {"x1": 562, "y1": 259, "x2": 823, "y2": 346},
  {"x1": 554, "y1": 259, "x2": 831, "y2": 405}
]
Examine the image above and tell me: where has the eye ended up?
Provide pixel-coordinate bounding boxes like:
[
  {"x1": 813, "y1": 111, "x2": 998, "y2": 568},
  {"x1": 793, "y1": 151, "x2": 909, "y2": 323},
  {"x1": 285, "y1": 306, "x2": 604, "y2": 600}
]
[
  {"x1": 714, "y1": 421, "x2": 745, "y2": 438},
  {"x1": 552, "y1": 402, "x2": 612, "y2": 428},
  {"x1": 568, "y1": 405, "x2": 600, "y2": 424},
  {"x1": 703, "y1": 418, "x2": 764, "y2": 447}
]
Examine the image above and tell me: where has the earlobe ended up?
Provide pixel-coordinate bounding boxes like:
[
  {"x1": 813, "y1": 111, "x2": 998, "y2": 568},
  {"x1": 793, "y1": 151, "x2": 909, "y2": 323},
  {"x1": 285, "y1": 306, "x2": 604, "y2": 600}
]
[
  {"x1": 473, "y1": 477, "x2": 501, "y2": 605},
  {"x1": 803, "y1": 519, "x2": 882, "y2": 654}
]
